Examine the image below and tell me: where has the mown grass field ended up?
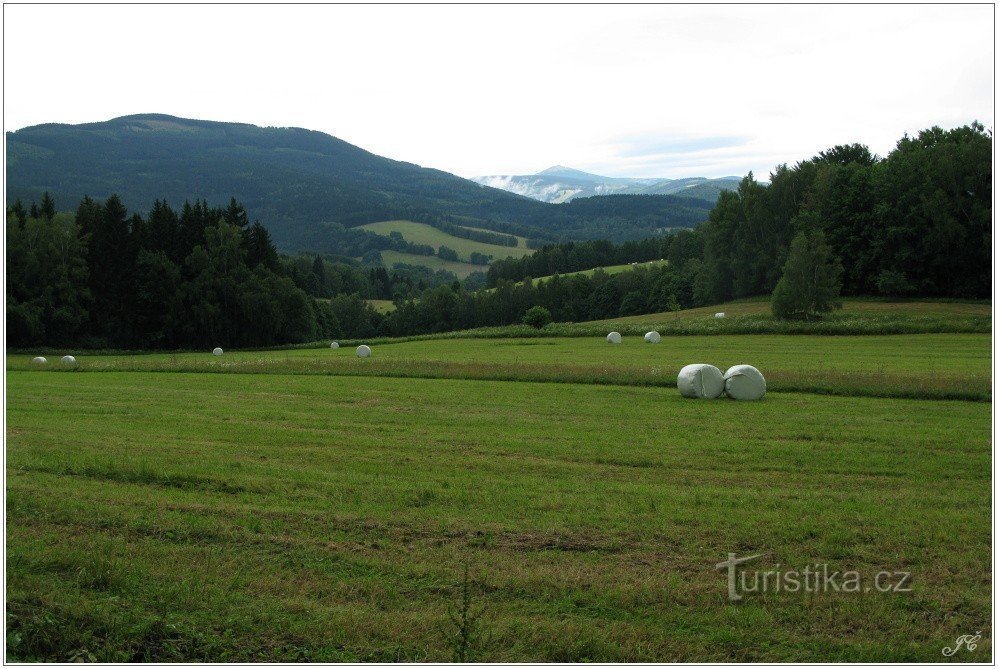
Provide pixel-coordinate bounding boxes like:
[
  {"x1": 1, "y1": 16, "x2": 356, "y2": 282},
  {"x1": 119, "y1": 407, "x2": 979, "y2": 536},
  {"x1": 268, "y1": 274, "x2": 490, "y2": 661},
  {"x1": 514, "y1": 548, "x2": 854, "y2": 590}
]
[
  {"x1": 359, "y1": 221, "x2": 532, "y2": 263},
  {"x1": 9, "y1": 333, "x2": 990, "y2": 401},
  {"x1": 6, "y1": 371, "x2": 991, "y2": 661},
  {"x1": 5, "y1": 300, "x2": 993, "y2": 661}
]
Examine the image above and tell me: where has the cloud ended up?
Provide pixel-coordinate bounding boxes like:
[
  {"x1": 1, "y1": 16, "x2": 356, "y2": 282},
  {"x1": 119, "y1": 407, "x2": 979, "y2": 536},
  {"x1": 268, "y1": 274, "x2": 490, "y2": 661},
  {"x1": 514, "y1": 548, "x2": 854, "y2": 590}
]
[{"x1": 612, "y1": 134, "x2": 752, "y2": 159}]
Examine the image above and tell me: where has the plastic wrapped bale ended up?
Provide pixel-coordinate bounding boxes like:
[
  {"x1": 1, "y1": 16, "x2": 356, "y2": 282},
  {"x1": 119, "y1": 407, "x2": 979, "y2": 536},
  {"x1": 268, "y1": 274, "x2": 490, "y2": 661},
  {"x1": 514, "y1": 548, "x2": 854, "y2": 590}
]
[
  {"x1": 644, "y1": 331, "x2": 661, "y2": 344},
  {"x1": 714, "y1": 312, "x2": 726, "y2": 318},
  {"x1": 606, "y1": 332, "x2": 622, "y2": 344},
  {"x1": 356, "y1": 344, "x2": 372, "y2": 358},
  {"x1": 724, "y1": 365, "x2": 766, "y2": 400},
  {"x1": 330, "y1": 342, "x2": 339, "y2": 349},
  {"x1": 677, "y1": 363, "x2": 724, "y2": 399},
  {"x1": 212, "y1": 347, "x2": 223, "y2": 356},
  {"x1": 31, "y1": 356, "x2": 47, "y2": 364},
  {"x1": 60, "y1": 355, "x2": 77, "y2": 365}
]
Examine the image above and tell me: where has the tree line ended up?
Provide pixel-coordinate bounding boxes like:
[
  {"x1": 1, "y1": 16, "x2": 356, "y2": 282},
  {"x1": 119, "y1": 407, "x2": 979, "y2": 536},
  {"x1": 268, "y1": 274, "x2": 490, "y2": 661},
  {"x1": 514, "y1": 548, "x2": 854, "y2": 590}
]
[
  {"x1": 490, "y1": 123, "x2": 991, "y2": 303},
  {"x1": 697, "y1": 123, "x2": 990, "y2": 303},
  {"x1": 7, "y1": 122, "x2": 990, "y2": 348}
]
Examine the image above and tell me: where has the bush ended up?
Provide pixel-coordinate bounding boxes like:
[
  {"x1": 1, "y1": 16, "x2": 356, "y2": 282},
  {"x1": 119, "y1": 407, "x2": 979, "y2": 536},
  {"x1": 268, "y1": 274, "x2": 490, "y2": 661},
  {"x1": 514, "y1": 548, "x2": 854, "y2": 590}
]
[{"x1": 522, "y1": 306, "x2": 553, "y2": 329}]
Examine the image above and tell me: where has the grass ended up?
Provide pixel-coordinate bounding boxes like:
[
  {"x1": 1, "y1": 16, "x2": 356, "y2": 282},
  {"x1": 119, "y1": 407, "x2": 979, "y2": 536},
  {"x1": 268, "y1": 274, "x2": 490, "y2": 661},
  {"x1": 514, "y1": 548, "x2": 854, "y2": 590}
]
[
  {"x1": 9, "y1": 333, "x2": 990, "y2": 401},
  {"x1": 6, "y1": 371, "x2": 992, "y2": 661},
  {"x1": 359, "y1": 220, "x2": 532, "y2": 262},
  {"x1": 603, "y1": 295, "x2": 993, "y2": 323},
  {"x1": 365, "y1": 299, "x2": 396, "y2": 314}
]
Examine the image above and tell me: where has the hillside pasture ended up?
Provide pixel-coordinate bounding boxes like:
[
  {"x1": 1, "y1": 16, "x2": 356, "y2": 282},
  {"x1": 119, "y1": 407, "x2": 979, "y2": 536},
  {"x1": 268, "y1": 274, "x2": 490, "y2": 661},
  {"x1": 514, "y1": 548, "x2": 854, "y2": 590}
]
[{"x1": 359, "y1": 220, "x2": 532, "y2": 262}]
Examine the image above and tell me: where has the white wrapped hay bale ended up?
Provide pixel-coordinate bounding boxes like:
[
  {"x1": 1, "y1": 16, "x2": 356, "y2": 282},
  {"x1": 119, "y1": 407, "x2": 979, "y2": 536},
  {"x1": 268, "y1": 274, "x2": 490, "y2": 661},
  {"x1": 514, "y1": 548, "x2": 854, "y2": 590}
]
[
  {"x1": 644, "y1": 331, "x2": 661, "y2": 344},
  {"x1": 60, "y1": 355, "x2": 77, "y2": 365},
  {"x1": 714, "y1": 312, "x2": 726, "y2": 318},
  {"x1": 212, "y1": 347, "x2": 223, "y2": 356},
  {"x1": 356, "y1": 344, "x2": 372, "y2": 358},
  {"x1": 31, "y1": 356, "x2": 47, "y2": 364},
  {"x1": 330, "y1": 342, "x2": 339, "y2": 349},
  {"x1": 677, "y1": 363, "x2": 724, "y2": 399},
  {"x1": 606, "y1": 331, "x2": 622, "y2": 344},
  {"x1": 723, "y1": 365, "x2": 766, "y2": 401}
]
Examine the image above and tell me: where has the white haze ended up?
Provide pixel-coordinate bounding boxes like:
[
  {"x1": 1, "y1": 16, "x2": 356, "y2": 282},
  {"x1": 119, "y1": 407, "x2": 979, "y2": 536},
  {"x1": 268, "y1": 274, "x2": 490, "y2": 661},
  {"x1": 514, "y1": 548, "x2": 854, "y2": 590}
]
[{"x1": 3, "y1": 4, "x2": 993, "y2": 180}]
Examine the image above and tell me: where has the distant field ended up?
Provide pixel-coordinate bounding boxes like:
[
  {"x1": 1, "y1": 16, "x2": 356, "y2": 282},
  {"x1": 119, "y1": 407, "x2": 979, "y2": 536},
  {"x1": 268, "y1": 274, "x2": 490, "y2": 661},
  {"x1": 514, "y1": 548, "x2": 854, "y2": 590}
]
[
  {"x1": 365, "y1": 299, "x2": 396, "y2": 314},
  {"x1": 379, "y1": 250, "x2": 483, "y2": 279},
  {"x1": 360, "y1": 220, "x2": 532, "y2": 263},
  {"x1": 7, "y1": 370, "x2": 991, "y2": 661},
  {"x1": 602, "y1": 296, "x2": 992, "y2": 323},
  {"x1": 533, "y1": 259, "x2": 669, "y2": 281}
]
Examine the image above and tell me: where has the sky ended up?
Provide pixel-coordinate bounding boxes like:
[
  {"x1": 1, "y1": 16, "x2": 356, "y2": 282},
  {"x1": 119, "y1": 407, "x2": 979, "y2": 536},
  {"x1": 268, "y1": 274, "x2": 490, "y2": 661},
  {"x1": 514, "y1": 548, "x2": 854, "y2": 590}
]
[{"x1": 3, "y1": 4, "x2": 994, "y2": 180}]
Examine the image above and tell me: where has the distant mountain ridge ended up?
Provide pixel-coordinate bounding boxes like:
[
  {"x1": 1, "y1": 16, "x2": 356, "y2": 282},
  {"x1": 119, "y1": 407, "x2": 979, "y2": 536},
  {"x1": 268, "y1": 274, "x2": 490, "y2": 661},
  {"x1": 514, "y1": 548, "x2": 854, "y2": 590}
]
[
  {"x1": 6, "y1": 114, "x2": 720, "y2": 250},
  {"x1": 472, "y1": 166, "x2": 741, "y2": 204}
]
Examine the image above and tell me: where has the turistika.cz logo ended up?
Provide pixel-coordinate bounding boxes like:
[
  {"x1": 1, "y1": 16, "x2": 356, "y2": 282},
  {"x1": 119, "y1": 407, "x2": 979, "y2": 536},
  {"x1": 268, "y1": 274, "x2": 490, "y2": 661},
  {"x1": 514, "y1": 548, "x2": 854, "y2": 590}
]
[{"x1": 715, "y1": 553, "x2": 913, "y2": 602}]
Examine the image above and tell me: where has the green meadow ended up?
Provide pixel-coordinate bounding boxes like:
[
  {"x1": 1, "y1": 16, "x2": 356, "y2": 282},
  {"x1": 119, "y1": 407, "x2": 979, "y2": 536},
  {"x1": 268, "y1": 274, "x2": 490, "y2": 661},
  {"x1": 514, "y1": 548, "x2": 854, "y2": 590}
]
[{"x1": 5, "y1": 300, "x2": 993, "y2": 661}]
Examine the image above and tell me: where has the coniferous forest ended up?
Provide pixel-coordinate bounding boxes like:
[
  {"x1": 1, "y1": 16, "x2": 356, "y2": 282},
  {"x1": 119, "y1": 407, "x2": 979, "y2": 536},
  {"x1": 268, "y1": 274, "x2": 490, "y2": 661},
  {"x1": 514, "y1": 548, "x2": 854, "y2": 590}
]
[{"x1": 6, "y1": 123, "x2": 991, "y2": 349}]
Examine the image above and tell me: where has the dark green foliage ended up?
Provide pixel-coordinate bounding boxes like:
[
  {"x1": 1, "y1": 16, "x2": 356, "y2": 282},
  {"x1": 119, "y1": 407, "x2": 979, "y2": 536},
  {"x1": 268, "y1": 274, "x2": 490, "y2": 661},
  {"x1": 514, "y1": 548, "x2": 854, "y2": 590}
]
[
  {"x1": 5, "y1": 195, "x2": 367, "y2": 349},
  {"x1": 6, "y1": 212, "x2": 90, "y2": 346},
  {"x1": 437, "y1": 246, "x2": 459, "y2": 261},
  {"x1": 39, "y1": 191, "x2": 55, "y2": 221},
  {"x1": 522, "y1": 306, "x2": 553, "y2": 329},
  {"x1": 6, "y1": 114, "x2": 712, "y2": 251},
  {"x1": 771, "y1": 228, "x2": 843, "y2": 320},
  {"x1": 698, "y1": 123, "x2": 991, "y2": 302}
]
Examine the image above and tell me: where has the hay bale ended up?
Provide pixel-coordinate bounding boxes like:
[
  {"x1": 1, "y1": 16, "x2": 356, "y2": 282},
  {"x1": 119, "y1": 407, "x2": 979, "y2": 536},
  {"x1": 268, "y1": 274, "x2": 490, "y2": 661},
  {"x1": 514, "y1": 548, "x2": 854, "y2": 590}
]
[
  {"x1": 212, "y1": 347, "x2": 223, "y2": 356},
  {"x1": 330, "y1": 342, "x2": 339, "y2": 349},
  {"x1": 723, "y1": 365, "x2": 766, "y2": 400},
  {"x1": 714, "y1": 312, "x2": 726, "y2": 318},
  {"x1": 677, "y1": 363, "x2": 724, "y2": 399},
  {"x1": 606, "y1": 331, "x2": 622, "y2": 344},
  {"x1": 356, "y1": 344, "x2": 372, "y2": 358},
  {"x1": 31, "y1": 356, "x2": 47, "y2": 364},
  {"x1": 60, "y1": 355, "x2": 77, "y2": 365},
  {"x1": 644, "y1": 331, "x2": 661, "y2": 344}
]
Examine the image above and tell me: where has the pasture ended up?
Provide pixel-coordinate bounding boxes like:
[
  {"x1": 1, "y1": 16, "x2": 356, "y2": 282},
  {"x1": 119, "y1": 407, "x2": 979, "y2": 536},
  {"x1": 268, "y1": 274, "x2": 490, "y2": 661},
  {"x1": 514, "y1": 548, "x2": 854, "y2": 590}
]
[
  {"x1": 359, "y1": 220, "x2": 532, "y2": 262},
  {"x1": 5, "y1": 303, "x2": 993, "y2": 661}
]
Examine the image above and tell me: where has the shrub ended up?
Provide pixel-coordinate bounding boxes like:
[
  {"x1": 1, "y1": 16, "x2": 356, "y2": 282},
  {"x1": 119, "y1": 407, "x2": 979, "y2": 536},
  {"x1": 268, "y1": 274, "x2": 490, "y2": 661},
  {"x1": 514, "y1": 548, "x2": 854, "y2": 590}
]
[{"x1": 522, "y1": 306, "x2": 553, "y2": 329}]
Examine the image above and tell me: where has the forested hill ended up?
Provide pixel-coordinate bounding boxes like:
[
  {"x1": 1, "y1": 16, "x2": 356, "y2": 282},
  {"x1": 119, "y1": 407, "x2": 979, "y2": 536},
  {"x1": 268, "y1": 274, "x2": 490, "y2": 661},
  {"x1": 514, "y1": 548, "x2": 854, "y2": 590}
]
[{"x1": 6, "y1": 114, "x2": 714, "y2": 250}]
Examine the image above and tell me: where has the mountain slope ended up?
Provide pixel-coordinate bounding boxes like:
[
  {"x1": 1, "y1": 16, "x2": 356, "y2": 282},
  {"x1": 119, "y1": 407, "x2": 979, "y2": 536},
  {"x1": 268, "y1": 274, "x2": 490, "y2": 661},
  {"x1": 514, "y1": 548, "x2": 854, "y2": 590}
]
[
  {"x1": 471, "y1": 166, "x2": 740, "y2": 203},
  {"x1": 6, "y1": 115, "x2": 717, "y2": 249}
]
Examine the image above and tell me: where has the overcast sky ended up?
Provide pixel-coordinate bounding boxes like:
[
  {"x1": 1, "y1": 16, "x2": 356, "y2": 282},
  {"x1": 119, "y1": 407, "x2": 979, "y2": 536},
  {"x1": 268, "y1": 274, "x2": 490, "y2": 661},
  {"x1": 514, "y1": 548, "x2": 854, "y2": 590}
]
[{"x1": 4, "y1": 4, "x2": 993, "y2": 180}]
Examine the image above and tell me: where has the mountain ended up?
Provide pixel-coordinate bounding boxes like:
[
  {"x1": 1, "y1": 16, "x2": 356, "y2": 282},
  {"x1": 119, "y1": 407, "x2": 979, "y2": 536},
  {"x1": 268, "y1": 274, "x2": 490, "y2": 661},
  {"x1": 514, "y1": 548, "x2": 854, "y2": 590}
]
[
  {"x1": 6, "y1": 114, "x2": 717, "y2": 250},
  {"x1": 471, "y1": 167, "x2": 741, "y2": 204}
]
